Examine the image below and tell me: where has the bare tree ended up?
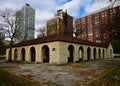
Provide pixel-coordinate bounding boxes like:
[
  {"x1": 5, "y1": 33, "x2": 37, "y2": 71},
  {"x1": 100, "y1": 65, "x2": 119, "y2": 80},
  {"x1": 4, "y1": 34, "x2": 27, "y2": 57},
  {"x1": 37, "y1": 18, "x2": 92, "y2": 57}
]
[
  {"x1": 0, "y1": 9, "x2": 21, "y2": 62},
  {"x1": 109, "y1": 0, "x2": 120, "y2": 6},
  {"x1": 109, "y1": 0, "x2": 117, "y2": 6},
  {"x1": 37, "y1": 26, "x2": 46, "y2": 38},
  {"x1": 109, "y1": 0, "x2": 120, "y2": 41},
  {"x1": 0, "y1": 32, "x2": 4, "y2": 45}
]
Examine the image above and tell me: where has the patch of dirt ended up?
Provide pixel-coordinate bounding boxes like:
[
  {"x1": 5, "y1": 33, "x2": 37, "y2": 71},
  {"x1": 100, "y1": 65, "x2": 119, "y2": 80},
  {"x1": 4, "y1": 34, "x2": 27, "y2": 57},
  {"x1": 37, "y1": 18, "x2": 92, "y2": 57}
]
[{"x1": 20, "y1": 74, "x2": 34, "y2": 80}]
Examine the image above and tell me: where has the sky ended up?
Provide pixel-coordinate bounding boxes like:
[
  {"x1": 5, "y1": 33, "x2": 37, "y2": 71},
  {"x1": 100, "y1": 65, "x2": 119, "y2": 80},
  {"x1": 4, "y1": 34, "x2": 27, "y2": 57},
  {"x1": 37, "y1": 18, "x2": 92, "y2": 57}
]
[{"x1": 0, "y1": 0, "x2": 112, "y2": 37}]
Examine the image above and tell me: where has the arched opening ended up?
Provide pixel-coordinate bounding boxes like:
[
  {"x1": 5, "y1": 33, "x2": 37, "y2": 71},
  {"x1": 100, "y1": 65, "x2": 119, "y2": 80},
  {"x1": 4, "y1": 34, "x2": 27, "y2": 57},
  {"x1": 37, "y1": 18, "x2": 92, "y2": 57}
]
[
  {"x1": 21, "y1": 48, "x2": 25, "y2": 61},
  {"x1": 68, "y1": 45, "x2": 74, "y2": 63},
  {"x1": 30, "y1": 47, "x2": 36, "y2": 62},
  {"x1": 103, "y1": 49, "x2": 105, "y2": 59},
  {"x1": 14, "y1": 49, "x2": 18, "y2": 60},
  {"x1": 98, "y1": 49, "x2": 101, "y2": 59},
  {"x1": 93, "y1": 48, "x2": 97, "y2": 60},
  {"x1": 87, "y1": 47, "x2": 91, "y2": 61},
  {"x1": 42, "y1": 45, "x2": 49, "y2": 63},
  {"x1": 79, "y1": 46, "x2": 84, "y2": 61}
]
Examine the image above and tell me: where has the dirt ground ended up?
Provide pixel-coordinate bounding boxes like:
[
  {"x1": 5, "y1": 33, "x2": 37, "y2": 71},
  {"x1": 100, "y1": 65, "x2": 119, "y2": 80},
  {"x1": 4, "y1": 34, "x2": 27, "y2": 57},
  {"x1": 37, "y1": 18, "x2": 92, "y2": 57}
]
[{"x1": 0, "y1": 58, "x2": 120, "y2": 86}]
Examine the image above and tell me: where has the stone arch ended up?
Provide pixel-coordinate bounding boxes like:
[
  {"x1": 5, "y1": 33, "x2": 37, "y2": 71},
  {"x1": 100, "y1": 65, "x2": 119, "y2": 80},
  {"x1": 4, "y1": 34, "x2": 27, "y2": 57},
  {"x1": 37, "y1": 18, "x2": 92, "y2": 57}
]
[
  {"x1": 21, "y1": 48, "x2": 25, "y2": 61},
  {"x1": 30, "y1": 47, "x2": 36, "y2": 62},
  {"x1": 14, "y1": 49, "x2": 18, "y2": 60},
  {"x1": 87, "y1": 47, "x2": 91, "y2": 61},
  {"x1": 79, "y1": 46, "x2": 84, "y2": 61},
  {"x1": 98, "y1": 49, "x2": 101, "y2": 59},
  {"x1": 93, "y1": 48, "x2": 97, "y2": 60},
  {"x1": 68, "y1": 45, "x2": 74, "y2": 63},
  {"x1": 103, "y1": 49, "x2": 105, "y2": 59},
  {"x1": 41, "y1": 45, "x2": 49, "y2": 63}
]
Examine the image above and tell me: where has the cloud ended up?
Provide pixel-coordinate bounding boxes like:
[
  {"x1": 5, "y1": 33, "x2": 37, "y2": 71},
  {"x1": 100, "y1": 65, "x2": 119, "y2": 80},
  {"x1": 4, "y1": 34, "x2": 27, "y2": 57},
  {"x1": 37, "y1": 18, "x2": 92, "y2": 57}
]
[
  {"x1": 35, "y1": 9, "x2": 54, "y2": 27},
  {"x1": 0, "y1": 0, "x2": 93, "y2": 26},
  {"x1": 55, "y1": 0, "x2": 70, "y2": 4},
  {"x1": 0, "y1": 0, "x2": 112, "y2": 37},
  {"x1": 85, "y1": 0, "x2": 110, "y2": 13},
  {"x1": 57, "y1": 0, "x2": 81, "y2": 17}
]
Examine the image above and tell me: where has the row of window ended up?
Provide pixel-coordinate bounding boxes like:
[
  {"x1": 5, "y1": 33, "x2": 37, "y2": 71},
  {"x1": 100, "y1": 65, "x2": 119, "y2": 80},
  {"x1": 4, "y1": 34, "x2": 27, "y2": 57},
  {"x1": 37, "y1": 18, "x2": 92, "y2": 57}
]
[
  {"x1": 76, "y1": 6, "x2": 120, "y2": 42},
  {"x1": 76, "y1": 6, "x2": 119, "y2": 28}
]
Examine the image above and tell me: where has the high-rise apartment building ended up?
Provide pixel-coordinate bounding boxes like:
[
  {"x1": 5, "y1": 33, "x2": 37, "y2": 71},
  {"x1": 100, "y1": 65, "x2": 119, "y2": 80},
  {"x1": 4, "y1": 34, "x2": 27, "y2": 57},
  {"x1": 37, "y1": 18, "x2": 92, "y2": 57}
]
[
  {"x1": 75, "y1": 5, "x2": 120, "y2": 43},
  {"x1": 46, "y1": 9, "x2": 73, "y2": 36},
  {"x1": 15, "y1": 4, "x2": 35, "y2": 43}
]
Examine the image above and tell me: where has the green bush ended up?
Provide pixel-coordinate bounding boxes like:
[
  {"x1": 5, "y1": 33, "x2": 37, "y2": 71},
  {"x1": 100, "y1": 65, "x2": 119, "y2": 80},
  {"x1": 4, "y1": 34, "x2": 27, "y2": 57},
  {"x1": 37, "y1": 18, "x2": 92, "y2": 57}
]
[
  {"x1": 111, "y1": 40, "x2": 120, "y2": 54},
  {"x1": 0, "y1": 44, "x2": 9, "y2": 55}
]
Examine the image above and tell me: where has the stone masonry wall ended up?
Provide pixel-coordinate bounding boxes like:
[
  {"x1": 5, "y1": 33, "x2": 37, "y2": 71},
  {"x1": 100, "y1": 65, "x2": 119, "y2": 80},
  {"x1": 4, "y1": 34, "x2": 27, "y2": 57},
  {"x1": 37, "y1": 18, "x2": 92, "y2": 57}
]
[{"x1": 6, "y1": 41, "x2": 113, "y2": 64}]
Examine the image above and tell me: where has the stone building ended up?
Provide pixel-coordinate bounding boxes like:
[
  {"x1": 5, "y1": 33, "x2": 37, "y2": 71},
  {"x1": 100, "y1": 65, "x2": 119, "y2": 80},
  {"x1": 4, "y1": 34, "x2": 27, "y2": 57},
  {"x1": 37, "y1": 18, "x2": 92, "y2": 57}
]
[
  {"x1": 6, "y1": 34, "x2": 113, "y2": 64},
  {"x1": 6, "y1": 7, "x2": 114, "y2": 64},
  {"x1": 75, "y1": 5, "x2": 120, "y2": 43},
  {"x1": 46, "y1": 9, "x2": 73, "y2": 36},
  {"x1": 15, "y1": 3, "x2": 35, "y2": 43}
]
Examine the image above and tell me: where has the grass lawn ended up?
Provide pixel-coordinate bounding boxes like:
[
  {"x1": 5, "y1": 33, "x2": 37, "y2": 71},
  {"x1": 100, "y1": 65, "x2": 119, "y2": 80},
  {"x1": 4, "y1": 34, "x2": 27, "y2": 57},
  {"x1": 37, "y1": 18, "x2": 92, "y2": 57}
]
[
  {"x1": 87, "y1": 64, "x2": 120, "y2": 86},
  {"x1": 0, "y1": 69, "x2": 40, "y2": 86}
]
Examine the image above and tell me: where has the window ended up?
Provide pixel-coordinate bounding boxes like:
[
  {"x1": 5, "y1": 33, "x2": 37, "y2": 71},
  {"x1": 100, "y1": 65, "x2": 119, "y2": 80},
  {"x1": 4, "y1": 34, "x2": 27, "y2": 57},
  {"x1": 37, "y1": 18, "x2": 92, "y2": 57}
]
[
  {"x1": 95, "y1": 14, "x2": 99, "y2": 24},
  {"x1": 88, "y1": 26, "x2": 93, "y2": 42},
  {"x1": 87, "y1": 16, "x2": 92, "y2": 27},
  {"x1": 96, "y1": 28, "x2": 101, "y2": 43},
  {"x1": 81, "y1": 18, "x2": 85, "y2": 25},
  {"x1": 82, "y1": 29, "x2": 86, "y2": 40},
  {"x1": 113, "y1": 9, "x2": 116, "y2": 13},
  {"x1": 102, "y1": 12, "x2": 104, "y2": 17},
  {"x1": 104, "y1": 32, "x2": 109, "y2": 39},
  {"x1": 105, "y1": 12, "x2": 107, "y2": 17}
]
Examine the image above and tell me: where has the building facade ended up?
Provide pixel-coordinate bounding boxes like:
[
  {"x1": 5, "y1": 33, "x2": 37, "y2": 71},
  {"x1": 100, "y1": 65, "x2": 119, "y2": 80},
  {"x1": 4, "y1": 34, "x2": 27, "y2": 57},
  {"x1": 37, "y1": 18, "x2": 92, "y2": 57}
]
[
  {"x1": 75, "y1": 6, "x2": 120, "y2": 43},
  {"x1": 6, "y1": 34, "x2": 113, "y2": 64},
  {"x1": 6, "y1": 7, "x2": 115, "y2": 64},
  {"x1": 46, "y1": 9, "x2": 73, "y2": 36},
  {"x1": 15, "y1": 4, "x2": 35, "y2": 43}
]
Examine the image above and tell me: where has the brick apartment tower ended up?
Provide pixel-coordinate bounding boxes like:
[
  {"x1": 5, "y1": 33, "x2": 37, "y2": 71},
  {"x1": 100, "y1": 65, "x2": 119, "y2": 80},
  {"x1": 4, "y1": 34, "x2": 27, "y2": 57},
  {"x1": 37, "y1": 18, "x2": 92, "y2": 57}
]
[
  {"x1": 46, "y1": 9, "x2": 73, "y2": 36},
  {"x1": 75, "y1": 6, "x2": 120, "y2": 43}
]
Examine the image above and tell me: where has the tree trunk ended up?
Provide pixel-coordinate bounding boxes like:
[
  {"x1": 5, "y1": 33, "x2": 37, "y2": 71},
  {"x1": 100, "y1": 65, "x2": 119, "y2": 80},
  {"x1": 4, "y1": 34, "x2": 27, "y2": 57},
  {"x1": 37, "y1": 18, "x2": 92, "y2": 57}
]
[{"x1": 8, "y1": 38, "x2": 13, "y2": 62}]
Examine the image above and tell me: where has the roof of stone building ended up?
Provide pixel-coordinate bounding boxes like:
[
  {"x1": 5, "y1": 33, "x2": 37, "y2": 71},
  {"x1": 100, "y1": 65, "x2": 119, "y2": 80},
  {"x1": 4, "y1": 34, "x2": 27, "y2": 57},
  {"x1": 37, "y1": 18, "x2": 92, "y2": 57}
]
[{"x1": 13, "y1": 34, "x2": 109, "y2": 48}]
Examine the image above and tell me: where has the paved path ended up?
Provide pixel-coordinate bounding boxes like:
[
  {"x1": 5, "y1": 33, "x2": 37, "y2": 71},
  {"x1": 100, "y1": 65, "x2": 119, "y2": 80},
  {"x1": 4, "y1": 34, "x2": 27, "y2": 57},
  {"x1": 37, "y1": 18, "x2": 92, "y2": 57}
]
[{"x1": 0, "y1": 58, "x2": 120, "y2": 86}]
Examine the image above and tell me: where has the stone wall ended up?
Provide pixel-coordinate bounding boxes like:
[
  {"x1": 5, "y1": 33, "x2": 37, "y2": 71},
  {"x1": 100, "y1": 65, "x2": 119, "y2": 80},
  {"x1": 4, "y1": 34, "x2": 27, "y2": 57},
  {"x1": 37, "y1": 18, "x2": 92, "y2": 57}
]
[{"x1": 6, "y1": 41, "x2": 113, "y2": 64}]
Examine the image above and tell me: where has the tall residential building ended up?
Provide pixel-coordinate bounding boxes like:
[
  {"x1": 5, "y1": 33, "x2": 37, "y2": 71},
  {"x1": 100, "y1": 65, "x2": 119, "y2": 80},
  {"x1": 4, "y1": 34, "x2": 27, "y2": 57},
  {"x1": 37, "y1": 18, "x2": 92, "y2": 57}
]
[
  {"x1": 15, "y1": 3, "x2": 35, "y2": 43},
  {"x1": 75, "y1": 5, "x2": 120, "y2": 43},
  {"x1": 46, "y1": 9, "x2": 73, "y2": 36}
]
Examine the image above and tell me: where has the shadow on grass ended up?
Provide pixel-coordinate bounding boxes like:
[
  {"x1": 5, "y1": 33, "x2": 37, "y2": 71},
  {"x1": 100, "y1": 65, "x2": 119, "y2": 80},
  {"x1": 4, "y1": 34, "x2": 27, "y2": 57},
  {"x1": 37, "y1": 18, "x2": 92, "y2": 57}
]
[
  {"x1": 0, "y1": 69, "x2": 40, "y2": 86},
  {"x1": 86, "y1": 64, "x2": 120, "y2": 86}
]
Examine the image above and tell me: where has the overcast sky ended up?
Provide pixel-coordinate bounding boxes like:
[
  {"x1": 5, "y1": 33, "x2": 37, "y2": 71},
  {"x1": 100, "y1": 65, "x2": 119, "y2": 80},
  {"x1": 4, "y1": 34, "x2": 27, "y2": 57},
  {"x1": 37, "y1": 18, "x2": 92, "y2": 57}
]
[{"x1": 0, "y1": 0, "x2": 112, "y2": 27}]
